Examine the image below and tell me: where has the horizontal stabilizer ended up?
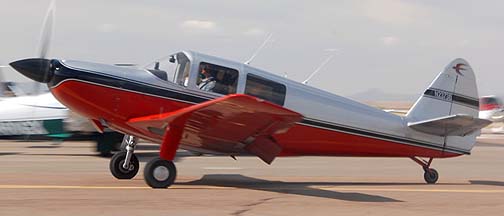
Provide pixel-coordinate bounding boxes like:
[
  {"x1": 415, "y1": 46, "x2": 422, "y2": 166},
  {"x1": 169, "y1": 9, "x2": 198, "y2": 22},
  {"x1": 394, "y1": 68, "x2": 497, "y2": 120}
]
[{"x1": 408, "y1": 114, "x2": 492, "y2": 136}]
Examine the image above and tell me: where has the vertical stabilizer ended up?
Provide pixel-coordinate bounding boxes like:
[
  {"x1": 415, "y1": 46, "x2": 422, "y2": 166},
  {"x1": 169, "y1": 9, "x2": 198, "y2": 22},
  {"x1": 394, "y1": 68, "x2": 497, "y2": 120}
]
[
  {"x1": 407, "y1": 58, "x2": 479, "y2": 121},
  {"x1": 406, "y1": 58, "x2": 481, "y2": 152}
]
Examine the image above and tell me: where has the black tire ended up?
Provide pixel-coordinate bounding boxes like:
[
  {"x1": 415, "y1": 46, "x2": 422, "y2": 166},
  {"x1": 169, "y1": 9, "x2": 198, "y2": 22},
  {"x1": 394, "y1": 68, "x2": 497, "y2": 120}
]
[
  {"x1": 144, "y1": 158, "x2": 177, "y2": 188},
  {"x1": 109, "y1": 151, "x2": 139, "y2": 179},
  {"x1": 423, "y1": 168, "x2": 439, "y2": 184}
]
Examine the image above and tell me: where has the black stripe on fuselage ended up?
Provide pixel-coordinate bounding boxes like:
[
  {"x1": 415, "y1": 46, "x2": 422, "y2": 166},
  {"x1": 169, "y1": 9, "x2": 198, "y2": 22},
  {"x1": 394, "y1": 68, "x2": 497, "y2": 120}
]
[
  {"x1": 51, "y1": 64, "x2": 469, "y2": 155},
  {"x1": 423, "y1": 88, "x2": 479, "y2": 109},
  {"x1": 50, "y1": 63, "x2": 212, "y2": 104}
]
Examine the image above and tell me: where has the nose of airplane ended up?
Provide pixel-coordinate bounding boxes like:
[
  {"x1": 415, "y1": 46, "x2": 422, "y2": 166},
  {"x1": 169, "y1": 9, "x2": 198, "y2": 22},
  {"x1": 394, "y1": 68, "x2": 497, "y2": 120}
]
[{"x1": 9, "y1": 58, "x2": 54, "y2": 83}]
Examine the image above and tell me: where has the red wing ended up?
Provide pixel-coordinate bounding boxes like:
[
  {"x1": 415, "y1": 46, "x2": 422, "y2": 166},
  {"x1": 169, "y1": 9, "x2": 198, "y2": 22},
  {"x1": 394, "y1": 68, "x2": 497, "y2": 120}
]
[{"x1": 127, "y1": 94, "x2": 303, "y2": 164}]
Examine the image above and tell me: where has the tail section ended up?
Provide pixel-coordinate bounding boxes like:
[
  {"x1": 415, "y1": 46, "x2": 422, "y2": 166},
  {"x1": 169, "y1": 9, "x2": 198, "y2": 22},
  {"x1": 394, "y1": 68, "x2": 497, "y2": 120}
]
[
  {"x1": 407, "y1": 58, "x2": 479, "y2": 121},
  {"x1": 406, "y1": 58, "x2": 487, "y2": 153}
]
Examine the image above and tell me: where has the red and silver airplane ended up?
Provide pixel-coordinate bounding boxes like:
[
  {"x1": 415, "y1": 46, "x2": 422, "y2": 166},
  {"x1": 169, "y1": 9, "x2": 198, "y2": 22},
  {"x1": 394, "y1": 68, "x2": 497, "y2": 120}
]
[
  {"x1": 9, "y1": 52, "x2": 491, "y2": 188},
  {"x1": 7, "y1": 2, "x2": 491, "y2": 188}
]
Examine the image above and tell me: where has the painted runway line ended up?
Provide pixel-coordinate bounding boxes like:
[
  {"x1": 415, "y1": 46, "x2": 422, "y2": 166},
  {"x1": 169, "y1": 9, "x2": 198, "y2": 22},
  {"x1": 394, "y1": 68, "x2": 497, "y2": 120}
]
[
  {"x1": 317, "y1": 186, "x2": 504, "y2": 193},
  {"x1": 1, "y1": 184, "x2": 503, "y2": 193},
  {"x1": 202, "y1": 167, "x2": 244, "y2": 170}
]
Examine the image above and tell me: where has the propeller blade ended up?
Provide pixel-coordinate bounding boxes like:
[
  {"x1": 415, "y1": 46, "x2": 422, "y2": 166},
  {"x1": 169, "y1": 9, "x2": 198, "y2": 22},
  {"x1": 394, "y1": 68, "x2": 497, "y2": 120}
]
[
  {"x1": 0, "y1": 65, "x2": 4, "y2": 97},
  {"x1": 38, "y1": 0, "x2": 56, "y2": 59}
]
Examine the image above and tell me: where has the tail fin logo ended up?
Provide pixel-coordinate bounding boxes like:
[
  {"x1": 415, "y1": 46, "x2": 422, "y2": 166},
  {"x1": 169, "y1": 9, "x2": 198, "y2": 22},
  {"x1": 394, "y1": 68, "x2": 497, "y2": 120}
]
[{"x1": 452, "y1": 63, "x2": 466, "y2": 76}]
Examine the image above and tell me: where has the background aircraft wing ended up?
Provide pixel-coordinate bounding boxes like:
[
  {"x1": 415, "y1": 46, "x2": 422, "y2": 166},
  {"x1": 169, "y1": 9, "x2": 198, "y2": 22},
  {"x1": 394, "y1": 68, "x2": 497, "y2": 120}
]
[{"x1": 127, "y1": 94, "x2": 303, "y2": 164}]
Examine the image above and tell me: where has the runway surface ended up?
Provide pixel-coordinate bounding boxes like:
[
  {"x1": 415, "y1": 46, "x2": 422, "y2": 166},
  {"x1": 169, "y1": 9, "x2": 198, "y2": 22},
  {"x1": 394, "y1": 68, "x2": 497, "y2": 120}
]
[{"x1": 1, "y1": 135, "x2": 504, "y2": 215}]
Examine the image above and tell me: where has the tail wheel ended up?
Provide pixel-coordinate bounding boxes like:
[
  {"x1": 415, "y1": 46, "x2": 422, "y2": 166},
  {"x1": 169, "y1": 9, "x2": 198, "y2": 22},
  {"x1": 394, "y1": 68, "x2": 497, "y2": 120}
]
[
  {"x1": 144, "y1": 158, "x2": 177, "y2": 188},
  {"x1": 423, "y1": 168, "x2": 439, "y2": 184},
  {"x1": 109, "y1": 151, "x2": 139, "y2": 179}
]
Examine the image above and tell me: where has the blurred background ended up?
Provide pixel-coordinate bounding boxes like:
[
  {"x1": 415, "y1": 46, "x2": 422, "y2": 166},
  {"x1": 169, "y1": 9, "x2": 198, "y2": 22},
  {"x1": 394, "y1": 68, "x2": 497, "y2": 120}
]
[{"x1": 1, "y1": 0, "x2": 504, "y2": 100}]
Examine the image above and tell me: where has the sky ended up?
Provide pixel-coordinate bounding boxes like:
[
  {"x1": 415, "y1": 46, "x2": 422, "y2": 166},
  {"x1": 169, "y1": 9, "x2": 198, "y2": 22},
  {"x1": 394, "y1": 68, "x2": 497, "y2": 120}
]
[{"x1": 1, "y1": 0, "x2": 503, "y2": 100}]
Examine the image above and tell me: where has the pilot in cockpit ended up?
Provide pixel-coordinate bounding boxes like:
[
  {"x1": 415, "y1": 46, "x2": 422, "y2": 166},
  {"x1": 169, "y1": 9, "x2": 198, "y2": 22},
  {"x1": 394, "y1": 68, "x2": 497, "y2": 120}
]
[{"x1": 198, "y1": 65, "x2": 216, "y2": 92}]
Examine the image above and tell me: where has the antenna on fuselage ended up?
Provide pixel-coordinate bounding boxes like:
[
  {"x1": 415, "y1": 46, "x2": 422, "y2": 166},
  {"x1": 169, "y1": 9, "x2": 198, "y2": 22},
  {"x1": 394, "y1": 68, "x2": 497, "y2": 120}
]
[
  {"x1": 302, "y1": 49, "x2": 340, "y2": 85},
  {"x1": 244, "y1": 33, "x2": 273, "y2": 65},
  {"x1": 302, "y1": 55, "x2": 334, "y2": 85}
]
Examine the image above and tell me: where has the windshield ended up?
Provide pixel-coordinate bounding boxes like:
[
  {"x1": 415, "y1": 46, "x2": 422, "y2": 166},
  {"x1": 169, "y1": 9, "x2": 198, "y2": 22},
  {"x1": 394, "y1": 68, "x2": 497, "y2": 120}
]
[{"x1": 144, "y1": 52, "x2": 191, "y2": 85}]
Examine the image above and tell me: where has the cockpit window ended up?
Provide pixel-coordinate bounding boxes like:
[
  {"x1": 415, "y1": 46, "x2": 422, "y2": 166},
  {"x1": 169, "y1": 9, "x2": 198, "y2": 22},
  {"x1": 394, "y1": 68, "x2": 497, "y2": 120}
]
[
  {"x1": 197, "y1": 62, "x2": 238, "y2": 95},
  {"x1": 174, "y1": 54, "x2": 191, "y2": 86},
  {"x1": 144, "y1": 53, "x2": 190, "y2": 86},
  {"x1": 245, "y1": 74, "x2": 286, "y2": 105}
]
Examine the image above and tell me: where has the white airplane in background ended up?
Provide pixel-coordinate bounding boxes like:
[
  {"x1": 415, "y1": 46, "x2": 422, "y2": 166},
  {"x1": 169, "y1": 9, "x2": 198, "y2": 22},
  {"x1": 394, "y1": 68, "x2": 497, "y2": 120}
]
[
  {"x1": 0, "y1": 66, "x2": 123, "y2": 155},
  {"x1": 0, "y1": 65, "x2": 67, "y2": 136},
  {"x1": 479, "y1": 95, "x2": 504, "y2": 122},
  {"x1": 478, "y1": 95, "x2": 504, "y2": 133},
  {"x1": 0, "y1": 91, "x2": 68, "y2": 137}
]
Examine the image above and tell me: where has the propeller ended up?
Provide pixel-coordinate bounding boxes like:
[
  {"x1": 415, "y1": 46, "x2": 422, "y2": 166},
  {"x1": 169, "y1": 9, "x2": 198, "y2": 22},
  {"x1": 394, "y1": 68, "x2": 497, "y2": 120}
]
[
  {"x1": 9, "y1": 0, "x2": 56, "y2": 84},
  {"x1": 38, "y1": 0, "x2": 56, "y2": 59}
]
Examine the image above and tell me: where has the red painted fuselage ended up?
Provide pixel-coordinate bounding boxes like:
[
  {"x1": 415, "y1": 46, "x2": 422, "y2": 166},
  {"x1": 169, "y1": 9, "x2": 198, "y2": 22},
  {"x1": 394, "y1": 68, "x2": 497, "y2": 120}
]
[{"x1": 51, "y1": 80, "x2": 460, "y2": 158}]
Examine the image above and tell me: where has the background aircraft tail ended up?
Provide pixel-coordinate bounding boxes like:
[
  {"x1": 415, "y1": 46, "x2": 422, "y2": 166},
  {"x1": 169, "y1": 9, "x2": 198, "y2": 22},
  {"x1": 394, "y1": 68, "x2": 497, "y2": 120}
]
[{"x1": 406, "y1": 58, "x2": 488, "y2": 153}]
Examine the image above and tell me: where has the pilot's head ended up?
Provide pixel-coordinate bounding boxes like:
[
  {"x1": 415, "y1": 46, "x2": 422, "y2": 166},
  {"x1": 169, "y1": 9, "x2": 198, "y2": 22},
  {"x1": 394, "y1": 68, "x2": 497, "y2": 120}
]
[{"x1": 200, "y1": 65, "x2": 211, "y2": 78}]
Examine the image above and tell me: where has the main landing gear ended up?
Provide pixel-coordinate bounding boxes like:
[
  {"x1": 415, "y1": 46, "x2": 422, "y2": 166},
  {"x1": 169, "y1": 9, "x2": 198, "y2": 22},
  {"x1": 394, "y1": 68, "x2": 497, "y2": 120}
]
[
  {"x1": 109, "y1": 134, "x2": 178, "y2": 188},
  {"x1": 411, "y1": 157, "x2": 439, "y2": 184},
  {"x1": 143, "y1": 158, "x2": 177, "y2": 188}
]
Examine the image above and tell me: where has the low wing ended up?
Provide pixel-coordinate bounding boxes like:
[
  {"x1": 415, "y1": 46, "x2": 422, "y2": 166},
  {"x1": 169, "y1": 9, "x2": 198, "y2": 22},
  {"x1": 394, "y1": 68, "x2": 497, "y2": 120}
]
[
  {"x1": 408, "y1": 114, "x2": 492, "y2": 136},
  {"x1": 127, "y1": 94, "x2": 303, "y2": 164}
]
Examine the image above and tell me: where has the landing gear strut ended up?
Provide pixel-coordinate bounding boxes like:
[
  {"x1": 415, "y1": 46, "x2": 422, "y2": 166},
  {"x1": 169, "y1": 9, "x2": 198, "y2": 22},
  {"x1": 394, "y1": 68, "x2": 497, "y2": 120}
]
[
  {"x1": 411, "y1": 157, "x2": 439, "y2": 184},
  {"x1": 142, "y1": 121, "x2": 183, "y2": 188},
  {"x1": 109, "y1": 135, "x2": 139, "y2": 179}
]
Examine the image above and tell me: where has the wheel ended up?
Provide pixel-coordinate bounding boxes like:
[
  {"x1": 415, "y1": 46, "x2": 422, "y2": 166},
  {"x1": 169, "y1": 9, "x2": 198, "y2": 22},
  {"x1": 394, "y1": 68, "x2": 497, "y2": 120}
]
[
  {"x1": 423, "y1": 168, "x2": 439, "y2": 184},
  {"x1": 109, "y1": 151, "x2": 139, "y2": 179},
  {"x1": 144, "y1": 158, "x2": 177, "y2": 188}
]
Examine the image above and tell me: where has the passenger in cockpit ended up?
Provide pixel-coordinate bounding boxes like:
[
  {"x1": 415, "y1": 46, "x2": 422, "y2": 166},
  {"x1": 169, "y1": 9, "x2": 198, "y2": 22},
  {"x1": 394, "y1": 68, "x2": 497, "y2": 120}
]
[{"x1": 198, "y1": 65, "x2": 216, "y2": 92}]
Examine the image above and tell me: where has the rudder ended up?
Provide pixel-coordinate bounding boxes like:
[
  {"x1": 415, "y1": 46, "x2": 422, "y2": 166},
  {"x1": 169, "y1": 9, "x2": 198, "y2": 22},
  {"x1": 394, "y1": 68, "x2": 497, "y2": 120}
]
[{"x1": 406, "y1": 58, "x2": 481, "y2": 153}]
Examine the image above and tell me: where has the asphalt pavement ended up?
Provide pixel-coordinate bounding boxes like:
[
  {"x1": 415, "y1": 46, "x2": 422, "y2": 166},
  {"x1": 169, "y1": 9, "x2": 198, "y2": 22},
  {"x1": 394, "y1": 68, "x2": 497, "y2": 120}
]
[{"x1": 1, "y1": 135, "x2": 504, "y2": 215}]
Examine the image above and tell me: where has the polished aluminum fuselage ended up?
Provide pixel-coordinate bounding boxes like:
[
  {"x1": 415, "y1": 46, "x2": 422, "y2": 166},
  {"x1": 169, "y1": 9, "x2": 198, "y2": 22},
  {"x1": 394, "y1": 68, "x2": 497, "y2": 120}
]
[{"x1": 46, "y1": 50, "x2": 473, "y2": 157}]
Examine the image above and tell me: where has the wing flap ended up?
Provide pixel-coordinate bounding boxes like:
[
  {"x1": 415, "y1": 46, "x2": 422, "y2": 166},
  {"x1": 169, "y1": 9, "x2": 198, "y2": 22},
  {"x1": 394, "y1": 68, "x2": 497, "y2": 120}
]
[
  {"x1": 408, "y1": 114, "x2": 492, "y2": 136},
  {"x1": 127, "y1": 94, "x2": 303, "y2": 163}
]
